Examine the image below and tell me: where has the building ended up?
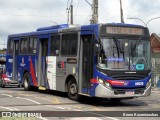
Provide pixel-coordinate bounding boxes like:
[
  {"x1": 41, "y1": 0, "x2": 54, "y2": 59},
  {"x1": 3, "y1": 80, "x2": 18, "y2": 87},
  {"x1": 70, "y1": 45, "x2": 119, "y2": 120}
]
[{"x1": 151, "y1": 33, "x2": 160, "y2": 87}]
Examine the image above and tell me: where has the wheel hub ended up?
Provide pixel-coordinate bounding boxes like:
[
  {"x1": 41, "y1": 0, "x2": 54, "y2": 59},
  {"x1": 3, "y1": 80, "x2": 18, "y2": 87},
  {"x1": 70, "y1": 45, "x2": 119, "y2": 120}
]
[
  {"x1": 70, "y1": 83, "x2": 77, "y2": 95},
  {"x1": 24, "y1": 79, "x2": 28, "y2": 88}
]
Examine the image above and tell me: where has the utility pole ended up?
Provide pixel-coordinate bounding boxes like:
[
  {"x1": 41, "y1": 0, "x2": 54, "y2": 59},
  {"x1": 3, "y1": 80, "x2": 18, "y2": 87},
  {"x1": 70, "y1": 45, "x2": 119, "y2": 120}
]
[
  {"x1": 120, "y1": 0, "x2": 124, "y2": 23},
  {"x1": 70, "y1": 4, "x2": 73, "y2": 24},
  {"x1": 67, "y1": 0, "x2": 73, "y2": 25},
  {"x1": 91, "y1": 0, "x2": 98, "y2": 24}
]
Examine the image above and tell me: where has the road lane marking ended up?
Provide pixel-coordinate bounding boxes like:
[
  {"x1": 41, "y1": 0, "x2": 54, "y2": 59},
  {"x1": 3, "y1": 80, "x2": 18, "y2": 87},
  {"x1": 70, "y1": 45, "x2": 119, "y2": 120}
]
[
  {"x1": 1, "y1": 94, "x2": 13, "y2": 97},
  {"x1": 93, "y1": 107, "x2": 101, "y2": 111},
  {"x1": 35, "y1": 96, "x2": 61, "y2": 105},
  {"x1": 46, "y1": 105, "x2": 65, "y2": 110},
  {"x1": 1, "y1": 107, "x2": 14, "y2": 111},
  {"x1": 37, "y1": 116, "x2": 48, "y2": 120},
  {"x1": 66, "y1": 117, "x2": 103, "y2": 120},
  {"x1": 107, "y1": 117, "x2": 120, "y2": 120},
  {"x1": 73, "y1": 109, "x2": 119, "y2": 120},
  {"x1": 80, "y1": 111, "x2": 120, "y2": 120},
  {"x1": 52, "y1": 97, "x2": 60, "y2": 104},
  {"x1": 16, "y1": 97, "x2": 41, "y2": 105},
  {"x1": 73, "y1": 109, "x2": 82, "y2": 111},
  {"x1": 73, "y1": 105, "x2": 82, "y2": 109},
  {"x1": 19, "y1": 93, "x2": 34, "y2": 97},
  {"x1": 35, "y1": 97, "x2": 54, "y2": 103},
  {"x1": 12, "y1": 108, "x2": 20, "y2": 111}
]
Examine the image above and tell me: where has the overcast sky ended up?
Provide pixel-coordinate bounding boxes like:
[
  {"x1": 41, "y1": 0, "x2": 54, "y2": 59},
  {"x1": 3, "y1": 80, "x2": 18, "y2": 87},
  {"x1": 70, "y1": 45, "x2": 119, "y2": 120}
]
[{"x1": 0, "y1": 0, "x2": 160, "y2": 48}]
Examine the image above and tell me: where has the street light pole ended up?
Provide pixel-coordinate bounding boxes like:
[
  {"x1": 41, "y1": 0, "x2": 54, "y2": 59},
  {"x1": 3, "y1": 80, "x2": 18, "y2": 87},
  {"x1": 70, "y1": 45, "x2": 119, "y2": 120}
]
[
  {"x1": 127, "y1": 17, "x2": 145, "y2": 26},
  {"x1": 127, "y1": 17, "x2": 160, "y2": 27},
  {"x1": 146, "y1": 17, "x2": 160, "y2": 27}
]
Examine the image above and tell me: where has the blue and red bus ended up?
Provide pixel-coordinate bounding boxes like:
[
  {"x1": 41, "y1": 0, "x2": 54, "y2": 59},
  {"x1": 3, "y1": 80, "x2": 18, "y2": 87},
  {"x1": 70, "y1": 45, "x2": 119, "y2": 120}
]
[{"x1": 6, "y1": 23, "x2": 151, "y2": 101}]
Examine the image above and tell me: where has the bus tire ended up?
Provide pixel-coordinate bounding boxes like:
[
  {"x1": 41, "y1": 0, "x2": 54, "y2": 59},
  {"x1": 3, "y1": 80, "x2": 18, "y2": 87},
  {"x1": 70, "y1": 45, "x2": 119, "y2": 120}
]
[
  {"x1": 2, "y1": 82, "x2": 5, "y2": 88},
  {"x1": 23, "y1": 73, "x2": 31, "y2": 91},
  {"x1": 67, "y1": 79, "x2": 80, "y2": 101}
]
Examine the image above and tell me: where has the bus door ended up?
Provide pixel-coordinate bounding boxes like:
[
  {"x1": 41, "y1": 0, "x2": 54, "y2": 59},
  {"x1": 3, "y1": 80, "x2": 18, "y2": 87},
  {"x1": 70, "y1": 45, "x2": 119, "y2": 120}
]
[
  {"x1": 80, "y1": 35, "x2": 93, "y2": 94},
  {"x1": 13, "y1": 39, "x2": 19, "y2": 81},
  {"x1": 37, "y1": 38, "x2": 49, "y2": 88}
]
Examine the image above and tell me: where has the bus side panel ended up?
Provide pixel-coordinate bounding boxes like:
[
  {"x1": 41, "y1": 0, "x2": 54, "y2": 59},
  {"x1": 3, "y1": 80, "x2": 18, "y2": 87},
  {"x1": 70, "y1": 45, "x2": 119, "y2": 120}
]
[
  {"x1": 6, "y1": 55, "x2": 13, "y2": 80},
  {"x1": 56, "y1": 57, "x2": 67, "y2": 92},
  {"x1": 46, "y1": 56, "x2": 56, "y2": 90},
  {"x1": 18, "y1": 55, "x2": 38, "y2": 87},
  {"x1": 28, "y1": 55, "x2": 38, "y2": 87},
  {"x1": 18, "y1": 55, "x2": 29, "y2": 84}
]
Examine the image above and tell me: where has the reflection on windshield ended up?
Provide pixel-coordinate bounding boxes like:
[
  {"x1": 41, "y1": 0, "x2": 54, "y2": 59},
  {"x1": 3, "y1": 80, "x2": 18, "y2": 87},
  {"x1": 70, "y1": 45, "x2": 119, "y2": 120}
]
[{"x1": 98, "y1": 38, "x2": 151, "y2": 71}]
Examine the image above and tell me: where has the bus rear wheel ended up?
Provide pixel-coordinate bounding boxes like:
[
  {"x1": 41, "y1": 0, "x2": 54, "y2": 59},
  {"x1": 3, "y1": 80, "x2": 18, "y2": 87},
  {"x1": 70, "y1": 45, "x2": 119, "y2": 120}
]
[
  {"x1": 23, "y1": 73, "x2": 31, "y2": 91},
  {"x1": 67, "y1": 79, "x2": 80, "y2": 101}
]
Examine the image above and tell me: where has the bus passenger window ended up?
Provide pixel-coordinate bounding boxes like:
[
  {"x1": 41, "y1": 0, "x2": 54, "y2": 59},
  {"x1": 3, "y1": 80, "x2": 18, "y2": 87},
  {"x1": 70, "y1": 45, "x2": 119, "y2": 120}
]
[
  {"x1": 51, "y1": 35, "x2": 60, "y2": 56},
  {"x1": 33, "y1": 38, "x2": 37, "y2": 54},
  {"x1": 8, "y1": 39, "x2": 14, "y2": 54},
  {"x1": 20, "y1": 38, "x2": 28, "y2": 54},
  {"x1": 28, "y1": 37, "x2": 37, "y2": 54},
  {"x1": 61, "y1": 33, "x2": 78, "y2": 56}
]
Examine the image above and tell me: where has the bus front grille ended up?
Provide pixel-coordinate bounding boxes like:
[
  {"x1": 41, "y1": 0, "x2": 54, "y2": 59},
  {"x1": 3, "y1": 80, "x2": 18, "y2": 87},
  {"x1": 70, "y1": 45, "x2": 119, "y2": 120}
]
[
  {"x1": 113, "y1": 88, "x2": 145, "y2": 95},
  {"x1": 109, "y1": 75, "x2": 146, "y2": 80}
]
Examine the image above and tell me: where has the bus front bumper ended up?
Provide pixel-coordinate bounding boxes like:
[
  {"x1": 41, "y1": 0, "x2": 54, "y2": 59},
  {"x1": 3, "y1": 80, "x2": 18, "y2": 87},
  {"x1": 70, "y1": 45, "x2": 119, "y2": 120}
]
[{"x1": 95, "y1": 84, "x2": 151, "y2": 98}]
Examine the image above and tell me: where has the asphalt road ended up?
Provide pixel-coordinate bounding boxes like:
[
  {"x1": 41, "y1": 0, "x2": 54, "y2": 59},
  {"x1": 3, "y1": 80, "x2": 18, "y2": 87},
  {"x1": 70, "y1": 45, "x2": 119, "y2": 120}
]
[{"x1": 0, "y1": 87, "x2": 160, "y2": 120}]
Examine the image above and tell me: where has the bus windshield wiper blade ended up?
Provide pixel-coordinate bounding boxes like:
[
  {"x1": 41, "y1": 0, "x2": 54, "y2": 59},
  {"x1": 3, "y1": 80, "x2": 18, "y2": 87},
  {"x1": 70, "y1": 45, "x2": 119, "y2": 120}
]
[{"x1": 113, "y1": 37, "x2": 124, "y2": 54}]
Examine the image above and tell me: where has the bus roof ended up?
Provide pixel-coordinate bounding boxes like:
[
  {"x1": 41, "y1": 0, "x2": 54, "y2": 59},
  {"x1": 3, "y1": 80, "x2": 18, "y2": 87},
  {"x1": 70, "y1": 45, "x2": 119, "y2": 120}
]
[
  {"x1": 8, "y1": 24, "x2": 79, "y2": 38},
  {"x1": 8, "y1": 23, "x2": 146, "y2": 38}
]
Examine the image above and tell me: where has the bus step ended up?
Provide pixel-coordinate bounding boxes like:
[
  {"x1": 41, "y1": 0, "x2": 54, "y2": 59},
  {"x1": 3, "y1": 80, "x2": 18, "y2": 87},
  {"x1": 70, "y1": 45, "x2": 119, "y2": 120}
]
[{"x1": 38, "y1": 86, "x2": 46, "y2": 91}]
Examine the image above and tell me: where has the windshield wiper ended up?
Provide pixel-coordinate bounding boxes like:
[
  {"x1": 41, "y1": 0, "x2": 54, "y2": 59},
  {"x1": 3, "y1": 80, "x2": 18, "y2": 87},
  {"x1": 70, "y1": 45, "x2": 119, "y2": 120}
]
[{"x1": 113, "y1": 37, "x2": 124, "y2": 55}]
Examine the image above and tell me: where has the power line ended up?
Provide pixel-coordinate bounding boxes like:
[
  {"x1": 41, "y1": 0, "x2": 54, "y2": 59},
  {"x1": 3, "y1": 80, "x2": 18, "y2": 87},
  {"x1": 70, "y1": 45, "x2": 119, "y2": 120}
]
[
  {"x1": 67, "y1": 0, "x2": 70, "y2": 8},
  {"x1": 74, "y1": 0, "x2": 80, "y2": 17},
  {"x1": 0, "y1": 13, "x2": 53, "y2": 18},
  {"x1": 84, "y1": 10, "x2": 92, "y2": 25},
  {"x1": 85, "y1": 0, "x2": 92, "y2": 7},
  {"x1": 0, "y1": 13, "x2": 88, "y2": 17}
]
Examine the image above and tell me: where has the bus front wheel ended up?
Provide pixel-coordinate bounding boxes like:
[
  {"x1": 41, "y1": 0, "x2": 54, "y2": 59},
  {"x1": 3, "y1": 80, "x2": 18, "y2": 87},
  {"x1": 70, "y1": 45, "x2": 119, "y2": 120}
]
[
  {"x1": 1, "y1": 82, "x2": 5, "y2": 88},
  {"x1": 23, "y1": 73, "x2": 31, "y2": 91},
  {"x1": 67, "y1": 79, "x2": 80, "y2": 101}
]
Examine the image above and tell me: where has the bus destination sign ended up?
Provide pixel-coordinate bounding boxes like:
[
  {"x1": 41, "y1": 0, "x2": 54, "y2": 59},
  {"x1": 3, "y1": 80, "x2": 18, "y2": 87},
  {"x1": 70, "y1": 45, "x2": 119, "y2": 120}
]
[{"x1": 106, "y1": 27, "x2": 144, "y2": 35}]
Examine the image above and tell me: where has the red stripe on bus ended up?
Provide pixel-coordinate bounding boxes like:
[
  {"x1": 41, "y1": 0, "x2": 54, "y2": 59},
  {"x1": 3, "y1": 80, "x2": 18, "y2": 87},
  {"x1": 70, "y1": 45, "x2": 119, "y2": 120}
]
[
  {"x1": 90, "y1": 79, "x2": 98, "y2": 84},
  {"x1": 30, "y1": 57, "x2": 38, "y2": 86},
  {"x1": 107, "y1": 80, "x2": 125, "y2": 86}
]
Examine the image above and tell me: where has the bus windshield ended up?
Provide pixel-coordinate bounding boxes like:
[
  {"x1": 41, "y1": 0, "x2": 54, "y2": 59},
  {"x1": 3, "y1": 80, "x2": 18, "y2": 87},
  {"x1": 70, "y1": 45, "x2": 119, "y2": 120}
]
[{"x1": 98, "y1": 38, "x2": 151, "y2": 71}]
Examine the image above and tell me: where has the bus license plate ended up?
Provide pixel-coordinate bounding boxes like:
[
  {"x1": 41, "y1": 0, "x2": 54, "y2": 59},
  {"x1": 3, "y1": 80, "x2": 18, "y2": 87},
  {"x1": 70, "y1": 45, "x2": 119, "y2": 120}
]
[{"x1": 125, "y1": 91, "x2": 135, "y2": 95}]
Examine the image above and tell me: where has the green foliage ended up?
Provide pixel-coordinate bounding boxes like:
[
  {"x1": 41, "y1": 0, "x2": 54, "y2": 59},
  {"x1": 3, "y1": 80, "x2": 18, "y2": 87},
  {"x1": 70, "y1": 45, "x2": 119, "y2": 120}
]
[{"x1": 0, "y1": 49, "x2": 6, "y2": 53}]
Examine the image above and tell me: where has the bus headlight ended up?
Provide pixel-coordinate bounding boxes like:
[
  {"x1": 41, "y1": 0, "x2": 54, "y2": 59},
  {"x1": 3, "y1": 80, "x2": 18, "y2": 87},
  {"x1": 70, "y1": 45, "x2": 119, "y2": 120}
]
[
  {"x1": 98, "y1": 79, "x2": 104, "y2": 84},
  {"x1": 146, "y1": 79, "x2": 151, "y2": 89},
  {"x1": 98, "y1": 78, "x2": 112, "y2": 89}
]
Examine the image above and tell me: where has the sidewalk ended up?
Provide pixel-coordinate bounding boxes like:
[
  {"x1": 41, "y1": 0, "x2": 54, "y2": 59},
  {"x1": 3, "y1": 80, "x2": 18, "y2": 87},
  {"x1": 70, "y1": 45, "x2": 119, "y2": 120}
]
[{"x1": 151, "y1": 87, "x2": 160, "y2": 91}]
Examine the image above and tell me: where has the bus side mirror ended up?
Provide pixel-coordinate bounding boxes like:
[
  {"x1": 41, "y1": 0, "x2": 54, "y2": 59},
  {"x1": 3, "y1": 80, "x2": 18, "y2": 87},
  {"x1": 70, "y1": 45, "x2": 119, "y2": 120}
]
[{"x1": 95, "y1": 43, "x2": 100, "y2": 55}]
